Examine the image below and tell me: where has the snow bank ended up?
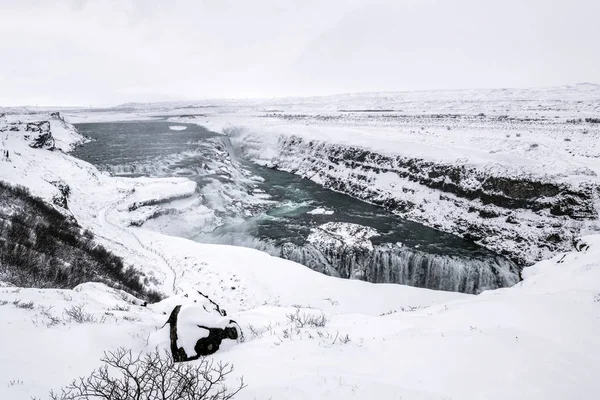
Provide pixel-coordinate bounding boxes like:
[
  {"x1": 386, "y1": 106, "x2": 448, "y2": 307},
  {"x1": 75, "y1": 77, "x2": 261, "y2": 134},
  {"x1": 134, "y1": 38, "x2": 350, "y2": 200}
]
[{"x1": 307, "y1": 207, "x2": 334, "y2": 215}]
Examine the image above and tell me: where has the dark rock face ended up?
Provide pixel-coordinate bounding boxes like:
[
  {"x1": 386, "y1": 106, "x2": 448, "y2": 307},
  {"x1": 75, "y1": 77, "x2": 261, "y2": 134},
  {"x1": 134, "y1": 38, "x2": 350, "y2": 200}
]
[
  {"x1": 165, "y1": 305, "x2": 240, "y2": 362},
  {"x1": 288, "y1": 138, "x2": 597, "y2": 221},
  {"x1": 50, "y1": 181, "x2": 71, "y2": 209},
  {"x1": 25, "y1": 121, "x2": 55, "y2": 150},
  {"x1": 192, "y1": 325, "x2": 239, "y2": 356}
]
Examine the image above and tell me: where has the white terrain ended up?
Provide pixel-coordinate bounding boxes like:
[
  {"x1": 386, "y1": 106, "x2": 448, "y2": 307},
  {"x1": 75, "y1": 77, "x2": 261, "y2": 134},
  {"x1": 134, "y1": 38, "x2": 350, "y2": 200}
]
[{"x1": 1, "y1": 84, "x2": 600, "y2": 400}]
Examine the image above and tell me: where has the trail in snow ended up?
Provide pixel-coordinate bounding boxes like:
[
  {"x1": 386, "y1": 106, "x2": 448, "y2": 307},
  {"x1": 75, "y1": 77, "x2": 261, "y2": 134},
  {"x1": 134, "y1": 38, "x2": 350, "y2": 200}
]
[{"x1": 98, "y1": 186, "x2": 178, "y2": 294}]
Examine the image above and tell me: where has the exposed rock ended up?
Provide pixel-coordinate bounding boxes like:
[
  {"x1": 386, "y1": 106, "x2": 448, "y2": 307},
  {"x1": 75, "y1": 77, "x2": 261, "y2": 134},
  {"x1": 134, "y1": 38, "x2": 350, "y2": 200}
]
[
  {"x1": 165, "y1": 305, "x2": 240, "y2": 362},
  {"x1": 148, "y1": 291, "x2": 241, "y2": 362},
  {"x1": 50, "y1": 180, "x2": 71, "y2": 209},
  {"x1": 50, "y1": 111, "x2": 65, "y2": 122},
  {"x1": 25, "y1": 121, "x2": 55, "y2": 150}
]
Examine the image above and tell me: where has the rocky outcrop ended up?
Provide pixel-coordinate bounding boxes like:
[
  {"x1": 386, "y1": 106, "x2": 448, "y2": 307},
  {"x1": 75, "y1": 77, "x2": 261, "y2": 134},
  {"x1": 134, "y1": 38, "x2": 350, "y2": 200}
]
[
  {"x1": 232, "y1": 133, "x2": 600, "y2": 265},
  {"x1": 50, "y1": 112, "x2": 65, "y2": 122},
  {"x1": 25, "y1": 121, "x2": 55, "y2": 150},
  {"x1": 50, "y1": 180, "x2": 71, "y2": 209},
  {"x1": 0, "y1": 119, "x2": 56, "y2": 150}
]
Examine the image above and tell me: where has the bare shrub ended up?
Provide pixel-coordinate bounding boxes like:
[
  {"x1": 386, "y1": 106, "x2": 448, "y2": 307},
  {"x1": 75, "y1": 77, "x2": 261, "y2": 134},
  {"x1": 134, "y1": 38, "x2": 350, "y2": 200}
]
[
  {"x1": 111, "y1": 305, "x2": 131, "y2": 312},
  {"x1": 339, "y1": 334, "x2": 352, "y2": 344},
  {"x1": 286, "y1": 308, "x2": 328, "y2": 328},
  {"x1": 64, "y1": 304, "x2": 98, "y2": 323},
  {"x1": 13, "y1": 299, "x2": 34, "y2": 309},
  {"x1": 49, "y1": 348, "x2": 245, "y2": 400},
  {"x1": 39, "y1": 305, "x2": 62, "y2": 326},
  {"x1": 247, "y1": 324, "x2": 260, "y2": 339}
]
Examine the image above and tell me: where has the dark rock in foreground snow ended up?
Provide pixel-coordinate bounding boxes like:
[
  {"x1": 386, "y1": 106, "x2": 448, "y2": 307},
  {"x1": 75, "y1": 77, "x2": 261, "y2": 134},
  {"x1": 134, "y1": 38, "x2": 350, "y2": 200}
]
[
  {"x1": 149, "y1": 291, "x2": 242, "y2": 360},
  {"x1": 166, "y1": 305, "x2": 240, "y2": 361}
]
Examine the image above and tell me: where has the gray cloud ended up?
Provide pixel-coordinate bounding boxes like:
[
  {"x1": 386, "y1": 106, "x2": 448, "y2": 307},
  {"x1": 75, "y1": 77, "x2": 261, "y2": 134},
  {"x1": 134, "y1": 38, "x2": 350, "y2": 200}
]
[{"x1": 0, "y1": 0, "x2": 598, "y2": 106}]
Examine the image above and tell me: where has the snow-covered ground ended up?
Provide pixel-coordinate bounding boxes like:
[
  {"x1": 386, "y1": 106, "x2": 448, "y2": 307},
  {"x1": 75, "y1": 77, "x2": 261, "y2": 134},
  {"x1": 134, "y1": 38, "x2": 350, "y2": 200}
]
[
  {"x1": 1, "y1": 93, "x2": 600, "y2": 399},
  {"x1": 2, "y1": 232, "x2": 599, "y2": 399}
]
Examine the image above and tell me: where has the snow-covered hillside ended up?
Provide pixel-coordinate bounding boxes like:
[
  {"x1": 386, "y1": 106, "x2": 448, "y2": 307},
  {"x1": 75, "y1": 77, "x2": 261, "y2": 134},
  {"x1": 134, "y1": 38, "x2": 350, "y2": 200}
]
[{"x1": 1, "y1": 101, "x2": 599, "y2": 399}]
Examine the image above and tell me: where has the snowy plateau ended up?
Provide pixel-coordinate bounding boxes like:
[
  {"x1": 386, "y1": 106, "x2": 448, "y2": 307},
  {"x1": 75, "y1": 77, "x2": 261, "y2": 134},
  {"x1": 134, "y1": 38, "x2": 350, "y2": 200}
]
[{"x1": 0, "y1": 84, "x2": 600, "y2": 400}]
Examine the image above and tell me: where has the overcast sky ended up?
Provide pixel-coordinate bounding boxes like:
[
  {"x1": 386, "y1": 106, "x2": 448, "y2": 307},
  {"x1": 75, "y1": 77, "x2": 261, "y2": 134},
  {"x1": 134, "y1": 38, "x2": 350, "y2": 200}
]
[{"x1": 1, "y1": 0, "x2": 599, "y2": 106}]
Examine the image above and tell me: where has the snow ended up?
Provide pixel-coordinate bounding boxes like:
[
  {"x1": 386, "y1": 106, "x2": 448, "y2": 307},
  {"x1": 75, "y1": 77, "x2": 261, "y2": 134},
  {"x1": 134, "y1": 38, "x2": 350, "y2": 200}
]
[
  {"x1": 169, "y1": 125, "x2": 187, "y2": 131},
  {"x1": 307, "y1": 207, "x2": 334, "y2": 215},
  {"x1": 1, "y1": 97, "x2": 600, "y2": 399},
  {"x1": 2, "y1": 236, "x2": 599, "y2": 399},
  {"x1": 308, "y1": 222, "x2": 379, "y2": 252}
]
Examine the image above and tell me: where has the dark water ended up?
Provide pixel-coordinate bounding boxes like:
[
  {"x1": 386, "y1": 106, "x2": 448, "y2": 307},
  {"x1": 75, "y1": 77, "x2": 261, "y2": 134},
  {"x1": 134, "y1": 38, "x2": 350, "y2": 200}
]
[
  {"x1": 73, "y1": 120, "x2": 520, "y2": 293},
  {"x1": 233, "y1": 163, "x2": 483, "y2": 254}
]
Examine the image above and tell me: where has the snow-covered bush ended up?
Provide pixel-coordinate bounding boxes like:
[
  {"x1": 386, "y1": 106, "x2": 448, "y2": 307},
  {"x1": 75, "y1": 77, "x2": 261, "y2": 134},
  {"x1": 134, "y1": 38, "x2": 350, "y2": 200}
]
[
  {"x1": 64, "y1": 304, "x2": 98, "y2": 323},
  {"x1": 48, "y1": 348, "x2": 245, "y2": 400}
]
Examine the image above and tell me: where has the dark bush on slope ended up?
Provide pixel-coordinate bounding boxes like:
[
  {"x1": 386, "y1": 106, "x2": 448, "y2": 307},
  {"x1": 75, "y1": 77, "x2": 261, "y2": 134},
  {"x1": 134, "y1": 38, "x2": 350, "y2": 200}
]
[
  {"x1": 0, "y1": 181, "x2": 163, "y2": 302},
  {"x1": 49, "y1": 348, "x2": 245, "y2": 400}
]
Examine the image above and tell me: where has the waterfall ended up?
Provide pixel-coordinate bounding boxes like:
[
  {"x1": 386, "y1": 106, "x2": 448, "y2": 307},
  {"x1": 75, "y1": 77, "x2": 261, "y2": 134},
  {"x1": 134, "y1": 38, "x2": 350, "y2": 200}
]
[{"x1": 197, "y1": 231, "x2": 519, "y2": 294}]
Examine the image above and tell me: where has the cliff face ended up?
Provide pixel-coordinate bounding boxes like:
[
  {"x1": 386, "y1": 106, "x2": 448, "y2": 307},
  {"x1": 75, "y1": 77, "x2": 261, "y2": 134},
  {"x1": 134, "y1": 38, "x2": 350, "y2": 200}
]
[
  {"x1": 0, "y1": 112, "x2": 87, "y2": 153},
  {"x1": 232, "y1": 131, "x2": 600, "y2": 266},
  {"x1": 24, "y1": 121, "x2": 55, "y2": 149}
]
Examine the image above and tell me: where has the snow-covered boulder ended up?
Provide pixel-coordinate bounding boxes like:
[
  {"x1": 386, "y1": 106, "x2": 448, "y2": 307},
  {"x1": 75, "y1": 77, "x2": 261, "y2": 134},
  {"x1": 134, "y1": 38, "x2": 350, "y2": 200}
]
[
  {"x1": 148, "y1": 291, "x2": 241, "y2": 361},
  {"x1": 308, "y1": 222, "x2": 378, "y2": 252}
]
